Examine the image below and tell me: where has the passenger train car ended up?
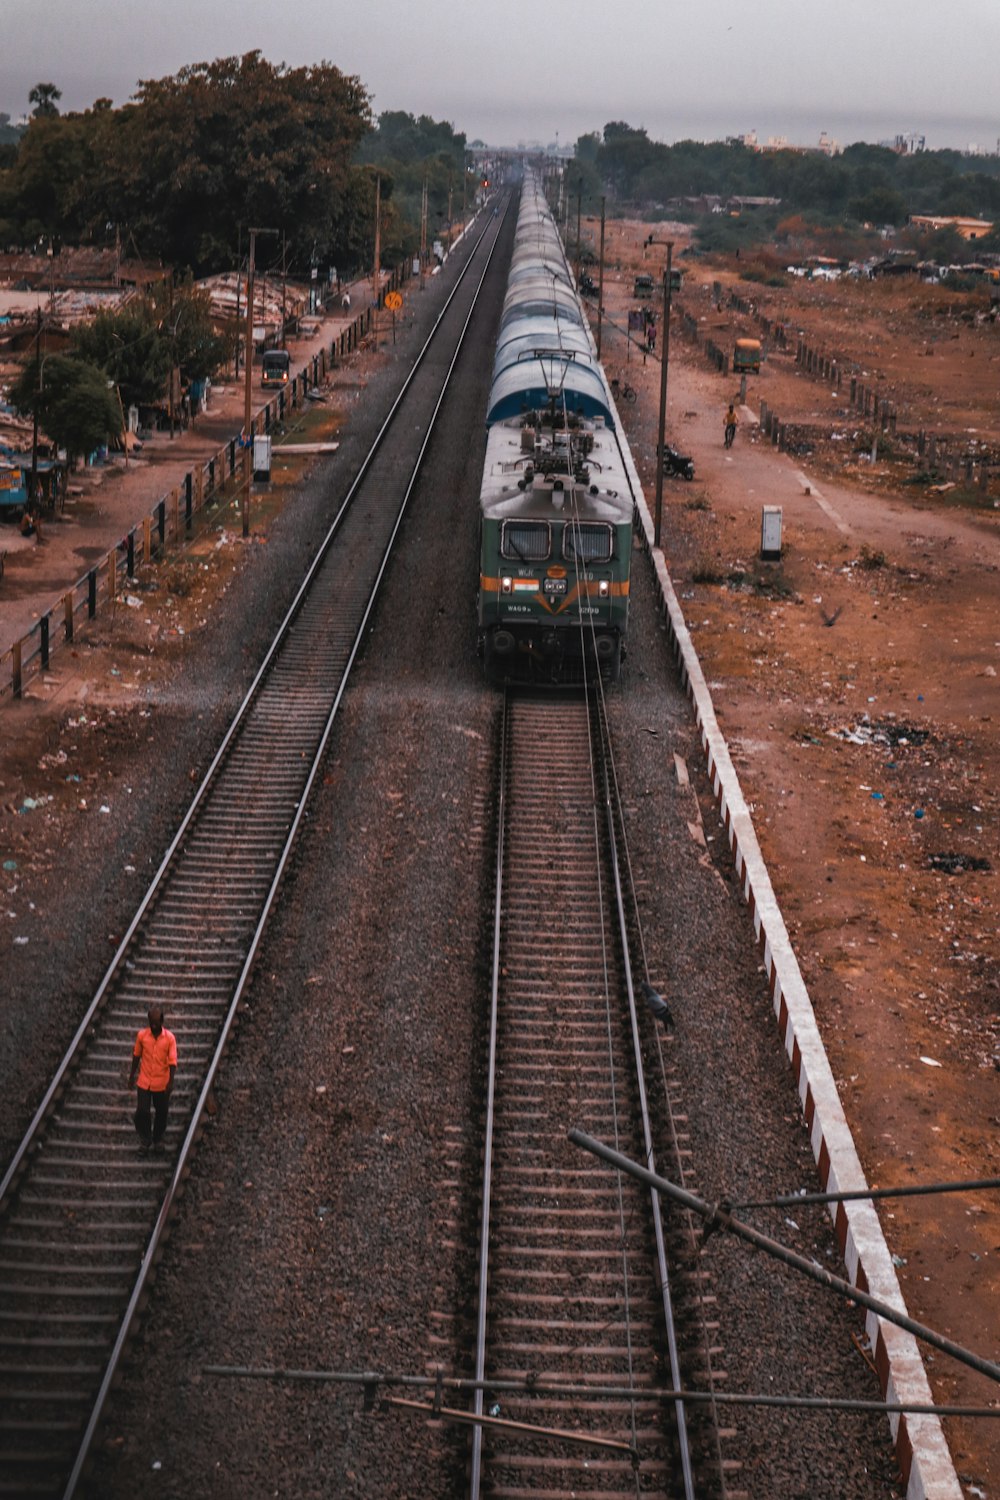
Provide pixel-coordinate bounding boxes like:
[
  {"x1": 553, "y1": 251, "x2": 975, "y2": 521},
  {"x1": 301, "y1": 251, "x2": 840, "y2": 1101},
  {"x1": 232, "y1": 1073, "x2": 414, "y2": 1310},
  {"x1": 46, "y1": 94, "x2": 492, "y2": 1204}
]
[{"x1": 477, "y1": 174, "x2": 633, "y2": 685}]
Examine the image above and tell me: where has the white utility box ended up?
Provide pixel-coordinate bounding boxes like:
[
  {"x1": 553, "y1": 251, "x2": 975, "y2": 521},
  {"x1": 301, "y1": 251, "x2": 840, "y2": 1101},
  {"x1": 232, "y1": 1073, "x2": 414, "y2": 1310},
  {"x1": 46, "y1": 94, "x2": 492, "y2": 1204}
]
[
  {"x1": 760, "y1": 505, "x2": 783, "y2": 560},
  {"x1": 253, "y1": 435, "x2": 272, "y2": 483}
]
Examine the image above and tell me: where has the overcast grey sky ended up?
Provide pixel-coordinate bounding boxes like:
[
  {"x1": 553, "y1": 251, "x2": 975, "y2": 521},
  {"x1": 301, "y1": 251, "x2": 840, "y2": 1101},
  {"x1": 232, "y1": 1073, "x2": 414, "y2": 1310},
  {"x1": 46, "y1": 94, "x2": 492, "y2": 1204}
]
[{"x1": 2, "y1": 0, "x2": 998, "y2": 153}]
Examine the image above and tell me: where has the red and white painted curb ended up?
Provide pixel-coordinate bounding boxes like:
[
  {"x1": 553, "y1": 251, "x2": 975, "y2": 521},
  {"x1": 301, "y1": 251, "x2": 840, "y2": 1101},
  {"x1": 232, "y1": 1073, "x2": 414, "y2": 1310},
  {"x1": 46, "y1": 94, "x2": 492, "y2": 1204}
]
[{"x1": 625, "y1": 455, "x2": 961, "y2": 1498}]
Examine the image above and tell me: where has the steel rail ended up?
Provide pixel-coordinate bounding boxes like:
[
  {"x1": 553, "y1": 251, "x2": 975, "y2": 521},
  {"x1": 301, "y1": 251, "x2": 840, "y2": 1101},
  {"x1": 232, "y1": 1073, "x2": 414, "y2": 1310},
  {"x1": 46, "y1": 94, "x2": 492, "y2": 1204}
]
[
  {"x1": 591, "y1": 690, "x2": 696, "y2": 1499},
  {"x1": 470, "y1": 693, "x2": 692, "y2": 1497},
  {"x1": 0, "y1": 207, "x2": 509, "y2": 1500},
  {"x1": 0, "y1": 207, "x2": 498, "y2": 1211},
  {"x1": 468, "y1": 687, "x2": 510, "y2": 1496}
]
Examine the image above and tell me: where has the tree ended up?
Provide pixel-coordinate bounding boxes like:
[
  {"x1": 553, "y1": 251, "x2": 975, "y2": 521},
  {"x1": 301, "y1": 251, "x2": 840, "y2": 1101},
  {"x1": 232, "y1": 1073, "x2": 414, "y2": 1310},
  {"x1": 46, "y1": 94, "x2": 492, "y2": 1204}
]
[
  {"x1": 8, "y1": 354, "x2": 121, "y2": 464},
  {"x1": 849, "y1": 185, "x2": 908, "y2": 227},
  {"x1": 28, "y1": 82, "x2": 61, "y2": 118},
  {"x1": 71, "y1": 305, "x2": 173, "y2": 409},
  {"x1": 106, "y1": 52, "x2": 373, "y2": 274},
  {"x1": 150, "y1": 278, "x2": 230, "y2": 385},
  {"x1": 9, "y1": 110, "x2": 101, "y2": 242}
]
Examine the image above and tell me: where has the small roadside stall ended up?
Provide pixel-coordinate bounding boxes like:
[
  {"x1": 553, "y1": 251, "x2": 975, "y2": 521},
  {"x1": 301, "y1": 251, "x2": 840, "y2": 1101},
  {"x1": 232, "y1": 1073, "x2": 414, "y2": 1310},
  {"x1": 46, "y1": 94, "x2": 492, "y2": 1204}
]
[{"x1": 0, "y1": 453, "x2": 66, "y2": 518}]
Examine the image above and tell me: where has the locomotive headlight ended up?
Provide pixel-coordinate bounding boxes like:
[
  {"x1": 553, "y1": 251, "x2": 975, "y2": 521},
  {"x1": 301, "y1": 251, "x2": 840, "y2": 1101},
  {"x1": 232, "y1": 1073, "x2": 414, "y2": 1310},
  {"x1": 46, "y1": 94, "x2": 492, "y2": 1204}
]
[
  {"x1": 598, "y1": 580, "x2": 610, "y2": 598},
  {"x1": 501, "y1": 576, "x2": 513, "y2": 594}
]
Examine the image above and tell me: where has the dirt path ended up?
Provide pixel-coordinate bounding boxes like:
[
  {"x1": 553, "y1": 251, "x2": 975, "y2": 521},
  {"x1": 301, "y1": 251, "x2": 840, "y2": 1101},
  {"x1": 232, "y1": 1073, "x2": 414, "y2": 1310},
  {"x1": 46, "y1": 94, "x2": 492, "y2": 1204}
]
[
  {"x1": 0, "y1": 301, "x2": 366, "y2": 651},
  {"x1": 596, "y1": 225, "x2": 999, "y2": 1489}
]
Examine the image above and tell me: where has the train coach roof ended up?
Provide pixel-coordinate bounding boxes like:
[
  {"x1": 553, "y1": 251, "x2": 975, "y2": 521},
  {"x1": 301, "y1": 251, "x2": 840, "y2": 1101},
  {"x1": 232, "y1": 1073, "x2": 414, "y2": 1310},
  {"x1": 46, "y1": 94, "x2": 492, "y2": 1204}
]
[
  {"x1": 486, "y1": 356, "x2": 614, "y2": 427},
  {"x1": 503, "y1": 277, "x2": 581, "y2": 314},
  {"x1": 507, "y1": 255, "x2": 573, "y2": 291},
  {"x1": 493, "y1": 319, "x2": 595, "y2": 377},
  {"x1": 480, "y1": 418, "x2": 632, "y2": 526}
]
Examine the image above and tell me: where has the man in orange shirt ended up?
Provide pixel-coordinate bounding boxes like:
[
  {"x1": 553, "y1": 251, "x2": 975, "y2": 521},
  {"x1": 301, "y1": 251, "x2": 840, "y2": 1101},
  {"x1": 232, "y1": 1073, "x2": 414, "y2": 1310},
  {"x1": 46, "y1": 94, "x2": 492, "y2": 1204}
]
[{"x1": 128, "y1": 1005, "x2": 177, "y2": 1156}]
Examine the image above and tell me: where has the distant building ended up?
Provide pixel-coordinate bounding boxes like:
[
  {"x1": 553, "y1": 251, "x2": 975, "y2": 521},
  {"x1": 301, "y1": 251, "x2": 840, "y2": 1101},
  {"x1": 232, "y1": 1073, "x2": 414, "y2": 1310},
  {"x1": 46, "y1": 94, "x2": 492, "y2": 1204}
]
[
  {"x1": 726, "y1": 195, "x2": 782, "y2": 211},
  {"x1": 881, "y1": 133, "x2": 926, "y2": 154},
  {"x1": 908, "y1": 215, "x2": 994, "y2": 241},
  {"x1": 735, "y1": 129, "x2": 842, "y2": 156}
]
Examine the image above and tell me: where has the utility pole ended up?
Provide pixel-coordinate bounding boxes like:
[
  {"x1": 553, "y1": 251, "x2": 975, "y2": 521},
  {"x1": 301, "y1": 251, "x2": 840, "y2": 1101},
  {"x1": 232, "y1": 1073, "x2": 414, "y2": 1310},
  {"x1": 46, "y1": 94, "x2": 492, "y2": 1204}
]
[
  {"x1": 420, "y1": 175, "x2": 428, "y2": 289},
  {"x1": 653, "y1": 242, "x2": 674, "y2": 550},
  {"x1": 372, "y1": 174, "x2": 381, "y2": 347},
  {"x1": 243, "y1": 227, "x2": 278, "y2": 538},
  {"x1": 234, "y1": 226, "x2": 242, "y2": 379},
  {"x1": 596, "y1": 197, "x2": 606, "y2": 360},
  {"x1": 575, "y1": 181, "x2": 582, "y2": 288},
  {"x1": 29, "y1": 307, "x2": 43, "y2": 503},
  {"x1": 168, "y1": 276, "x2": 176, "y2": 440},
  {"x1": 281, "y1": 233, "x2": 287, "y2": 349}
]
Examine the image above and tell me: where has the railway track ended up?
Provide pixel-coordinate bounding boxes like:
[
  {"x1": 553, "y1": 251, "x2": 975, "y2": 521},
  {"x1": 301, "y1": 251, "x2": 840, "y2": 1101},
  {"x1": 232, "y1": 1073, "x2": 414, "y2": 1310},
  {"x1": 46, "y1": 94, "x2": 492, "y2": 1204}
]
[
  {"x1": 0, "y1": 206, "x2": 508, "y2": 1500},
  {"x1": 469, "y1": 686, "x2": 725, "y2": 1498}
]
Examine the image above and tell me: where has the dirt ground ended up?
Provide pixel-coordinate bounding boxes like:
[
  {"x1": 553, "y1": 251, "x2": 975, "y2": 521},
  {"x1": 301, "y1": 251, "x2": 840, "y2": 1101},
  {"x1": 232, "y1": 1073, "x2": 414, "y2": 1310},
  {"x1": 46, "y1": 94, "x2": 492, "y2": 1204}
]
[
  {"x1": 596, "y1": 218, "x2": 1000, "y2": 1491},
  {"x1": 1, "y1": 224, "x2": 997, "y2": 1490}
]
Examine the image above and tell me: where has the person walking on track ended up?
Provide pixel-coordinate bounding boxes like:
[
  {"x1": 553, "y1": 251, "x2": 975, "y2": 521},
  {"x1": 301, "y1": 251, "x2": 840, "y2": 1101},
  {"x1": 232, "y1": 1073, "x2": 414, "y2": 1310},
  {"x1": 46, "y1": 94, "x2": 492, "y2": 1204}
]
[{"x1": 129, "y1": 1005, "x2": 177, "y2": 1156}]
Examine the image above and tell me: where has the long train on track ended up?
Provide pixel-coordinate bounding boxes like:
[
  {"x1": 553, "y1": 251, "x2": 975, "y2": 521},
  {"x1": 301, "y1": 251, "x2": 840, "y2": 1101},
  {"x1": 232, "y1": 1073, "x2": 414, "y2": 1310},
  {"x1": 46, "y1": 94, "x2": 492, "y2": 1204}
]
[{"x1": 477, "y1": 171, "x2": 633, "y2": 685}]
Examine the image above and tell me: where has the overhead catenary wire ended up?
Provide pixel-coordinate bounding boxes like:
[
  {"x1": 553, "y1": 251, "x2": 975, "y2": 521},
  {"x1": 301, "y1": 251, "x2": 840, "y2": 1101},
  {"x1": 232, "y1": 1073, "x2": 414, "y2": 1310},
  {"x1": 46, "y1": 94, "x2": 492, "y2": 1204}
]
[
  {"x1": 569, "y1": 1129, "x2": 1000, "y2": 1386},
  {"x1": 202, "y1": 1363, "x2": 1000, "y2": 1420},
  {"x1": 733, "y1": 1175, "x2": 1000, "y2": 1212}
]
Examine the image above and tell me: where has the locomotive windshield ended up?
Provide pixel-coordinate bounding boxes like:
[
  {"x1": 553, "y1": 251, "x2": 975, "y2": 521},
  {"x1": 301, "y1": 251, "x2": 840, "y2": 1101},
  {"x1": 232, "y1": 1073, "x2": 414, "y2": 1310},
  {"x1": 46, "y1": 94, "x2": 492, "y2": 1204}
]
[
  {"x1": 563, "y1": 522, "x2": 613, "y2": 564},
  {"x1": 501, "y1": 521, "x2": 551, "y2": 561}
]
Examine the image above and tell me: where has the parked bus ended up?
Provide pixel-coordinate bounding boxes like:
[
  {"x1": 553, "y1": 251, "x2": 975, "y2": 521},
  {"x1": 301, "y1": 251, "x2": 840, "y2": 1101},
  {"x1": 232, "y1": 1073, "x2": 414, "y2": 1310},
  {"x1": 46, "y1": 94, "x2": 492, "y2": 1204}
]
[
  {"x1": 261, "y1": 348, "x2": 291, "y2": 389},
  {"x1": 733, "y1": 338, "x2": 762, "y2": 374}
]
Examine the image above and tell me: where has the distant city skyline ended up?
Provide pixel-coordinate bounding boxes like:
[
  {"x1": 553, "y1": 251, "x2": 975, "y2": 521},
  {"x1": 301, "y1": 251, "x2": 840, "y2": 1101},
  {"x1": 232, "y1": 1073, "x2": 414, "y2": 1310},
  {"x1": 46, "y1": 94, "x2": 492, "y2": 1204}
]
[{"x1": 1, "y1": 0, "x2": 998, "y2": 157}]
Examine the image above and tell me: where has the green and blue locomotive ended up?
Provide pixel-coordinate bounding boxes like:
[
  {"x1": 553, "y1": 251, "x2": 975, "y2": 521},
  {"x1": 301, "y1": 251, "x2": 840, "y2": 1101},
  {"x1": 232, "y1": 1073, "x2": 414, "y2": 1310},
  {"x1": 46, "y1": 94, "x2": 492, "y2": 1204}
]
[{"x1": 477, "y1": 174, "x2": 633, "y2": 685}]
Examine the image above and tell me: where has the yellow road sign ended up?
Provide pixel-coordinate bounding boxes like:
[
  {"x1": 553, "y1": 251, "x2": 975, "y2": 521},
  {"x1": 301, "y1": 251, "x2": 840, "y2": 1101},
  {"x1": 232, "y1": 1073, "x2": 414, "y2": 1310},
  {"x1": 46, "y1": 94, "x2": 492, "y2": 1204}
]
[{"x1": 384, "y1": 291, "x2": 403, "y2": 312}]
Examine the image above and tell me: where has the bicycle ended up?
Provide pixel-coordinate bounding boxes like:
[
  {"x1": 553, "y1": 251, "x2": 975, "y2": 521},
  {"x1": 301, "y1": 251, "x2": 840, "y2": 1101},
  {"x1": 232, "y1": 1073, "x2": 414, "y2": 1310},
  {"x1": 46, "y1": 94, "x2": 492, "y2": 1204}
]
[
  {"x1": 611, "y1": 376, "x2": 637, "y2": 404},
  {"x1": 724, "y1": 420, "x2": 737, "y2": 448}
]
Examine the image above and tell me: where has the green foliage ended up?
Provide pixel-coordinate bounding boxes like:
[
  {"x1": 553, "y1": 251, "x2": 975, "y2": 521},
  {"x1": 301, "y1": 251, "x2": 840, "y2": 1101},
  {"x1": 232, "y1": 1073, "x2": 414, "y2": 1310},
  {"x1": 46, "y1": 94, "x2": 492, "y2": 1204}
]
[
  {"x1": 689, "y1": 209, "x2": 781, "y2": 256},
  {"x1": 8, "y1": 353, "x2": 121, "y2": 462},
  {"x1": 112, "y1": 53, "x2": 373, "y2": 274},
  {"x1": 848, "y1": 185, "x2": 907, "y2": 226},
  {"x1": 29, "y1": 83, "x2": 61, "y2": 119},
  {"x1": 68, "y1": 285, "x2": 230, "y2": 403},
  {"x1": 580, "y1": 127, "x2": 1000, "y2": 249},
  {"x1": 71, "y1": 305, "x2": 172, "y2": 408},
  {"x1": 355, "y1": 110, "x2": 467, "y2": 260},
  {"x1": 575, "y1": 132, "x2": 601, "y2": 164},
  {"x1": 0, "y1": 62, "x2": 467, "y2": 282},
  {"x1": 159, "y1": 280, "x2": 231, "y2": 384}
]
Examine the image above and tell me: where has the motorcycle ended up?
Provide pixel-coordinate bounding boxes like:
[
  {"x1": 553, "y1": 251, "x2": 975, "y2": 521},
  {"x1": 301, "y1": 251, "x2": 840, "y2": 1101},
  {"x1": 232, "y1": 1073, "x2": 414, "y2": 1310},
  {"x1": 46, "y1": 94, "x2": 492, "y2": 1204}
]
[{"x1": 660, "y1": 443, "x2": 695, "y2": 481}]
